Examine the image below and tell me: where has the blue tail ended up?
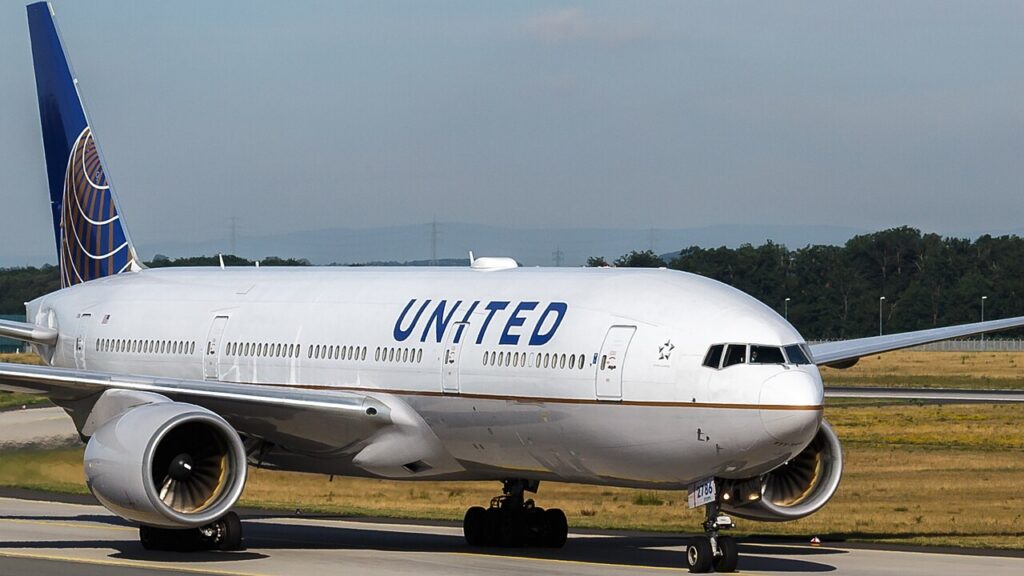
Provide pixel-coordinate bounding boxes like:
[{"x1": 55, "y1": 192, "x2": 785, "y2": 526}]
[{"x1": 27, "y1": 2, "x2": 141, "y2": 288}]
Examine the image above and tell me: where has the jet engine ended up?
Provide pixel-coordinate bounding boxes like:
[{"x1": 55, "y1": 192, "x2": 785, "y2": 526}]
[
  {"x1": 719, "y1": 419, "x2": 843, "y2": 521},
  {"x1": 84, "y1": 401, "x2": 247, "y2": 528}
]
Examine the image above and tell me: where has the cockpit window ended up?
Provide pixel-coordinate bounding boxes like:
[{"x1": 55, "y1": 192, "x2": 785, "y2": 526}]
[
  {"x1": 703, "y1": 344, "x2": 724, "y2": 368},
  {"x1": 722, "y1": 344, "x2": 747, "y2": 367},
  {"x1": 750, "y1": 345, "x2": 785, "y2": 365},
  {"x1": 784, "y1": 344, "x2": 812, "y2": 365}
]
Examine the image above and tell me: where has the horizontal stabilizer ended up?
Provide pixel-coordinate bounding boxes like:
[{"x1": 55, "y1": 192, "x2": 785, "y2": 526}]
[{"x1": 0, "y1": 319, "x2": 58, "y2": 347}]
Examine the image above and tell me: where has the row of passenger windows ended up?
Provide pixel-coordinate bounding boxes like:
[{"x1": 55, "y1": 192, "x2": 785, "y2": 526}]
[
  {"x1": 96, "y1": 338, "x2": 196, "y2": 356},
  {"x1": 226, "y1": 341, "x2": 302, "y2": 359},
  {"x1": 311, "y1": 344, "x2": 368, "y2": 361},
  {"x1": 375, "y1": 347, "x2": 424, "y2": 364},
  {"x1": 224, "y1": 342, "x2": 370, "y2": 362},
  {"x1": 482, "y1": 350, "x2": 587, "y2": 371},
  {"x1": 702, "y1": 343, "x2": 812, "y2": 369}
]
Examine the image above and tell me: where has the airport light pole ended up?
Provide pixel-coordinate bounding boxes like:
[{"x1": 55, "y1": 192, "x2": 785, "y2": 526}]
[
  {"x1": 784, "y1": 297, "x2": 791, "y2": 321},
  {"x1": 981, "y1": 296, "x2": 988, "y2": 346},
  {"x1": 879, "y1": 296, "x2": 886, "y2": 336}
]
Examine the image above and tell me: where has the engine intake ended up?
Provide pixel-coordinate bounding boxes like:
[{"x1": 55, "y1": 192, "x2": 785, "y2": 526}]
[
  {"x1": 720, "y1": 419, "x2": 843, "y2": 521},
  {"x1": 84, "y1": 401, "x2": 247, "y2": 528}
]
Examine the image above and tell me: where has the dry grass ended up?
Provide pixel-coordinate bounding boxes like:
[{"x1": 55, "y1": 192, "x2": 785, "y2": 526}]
[
  {"x1": 1, "y1": 401, "x2": 1022, "y2": 549},
  {"x1": 1, "y1": 351, "x2": 1022, "y2": 549},
  {"x1": 821, "y1": 350, "x2": 1024, "y2": 389},
  {"x1": 0, "y1": 353, "x2": 49, "y2": 409}
]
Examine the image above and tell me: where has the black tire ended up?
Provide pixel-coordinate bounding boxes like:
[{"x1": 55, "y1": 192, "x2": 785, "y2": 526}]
[
  {"x1": 498, "y1": 509, "x2": 526, "y2": 547},
  {"x1": 713, "y1": 536, "x2": 738, "y2": 573},
  {"x1": 543, "y1": 508, "x2": 568, "y2": 548},
  {"x1": 139, "y1": 525, "x2": 158, "y2": 550},
  {"x1": 686, "y1": 536, "x2": 714, "y2": 573},
  {"x1": 484, "y1": 507, "x2": 502, "y2": 546},
  {"x1": 464, "y1": 506, "x2": 488, "y2": 546},
  {"x1": 216, "y1": 511, "x2": 244, "y2": 551}
]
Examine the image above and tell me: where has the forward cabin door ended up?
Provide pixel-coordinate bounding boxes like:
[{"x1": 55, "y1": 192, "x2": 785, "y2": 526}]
[
  {"x1": 596, "y1": 325, "x2": 636, "y2": 401},
  {"x1": 441, "y1": 321, "x2": 469, "y2": 394},
  {"x1": 74, "y1": 313, "x2": 92, "y2": 370},
  {"x1": 204, "y1": 316, "x2": 229, "y2": 380}
]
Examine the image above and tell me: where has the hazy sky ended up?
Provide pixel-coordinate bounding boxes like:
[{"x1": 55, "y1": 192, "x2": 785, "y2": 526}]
[{"x1": 2, "y1": 1, "x2": 1023, "y2": 265}]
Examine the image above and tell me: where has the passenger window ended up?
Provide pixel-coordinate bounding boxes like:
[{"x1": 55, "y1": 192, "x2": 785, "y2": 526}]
[
  {"x1": 784, "y1": 344, "x2": 811, "y2": 365},
  {"x1": 703, "y1": 344, "x2": 724, "y2": 369},
  {"x1": 750, "y1": 345, "x2": 785, "y2": 364},
  {"x1": 722, "y1": 344, "x2": 747, "y2": 367}
]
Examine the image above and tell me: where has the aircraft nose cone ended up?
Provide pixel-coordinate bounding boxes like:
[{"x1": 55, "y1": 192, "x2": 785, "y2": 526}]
[{"x1": 759, "y1": 370, "x2": 823, "y2": 445}]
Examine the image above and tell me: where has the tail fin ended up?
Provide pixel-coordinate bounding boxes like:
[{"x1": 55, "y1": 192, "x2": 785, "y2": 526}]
[{"x1": 27, "y1": 2, "x2": 142, "y2": 288}]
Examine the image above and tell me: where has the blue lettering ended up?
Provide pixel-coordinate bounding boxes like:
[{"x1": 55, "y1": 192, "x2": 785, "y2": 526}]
[
  {"x1": 529, "y1": 302, "x2": 567, "y2": 346},
  {"x1": 394, "y1": 299, "x2": 431, "y2": 342},
  {"x1": 421, "y1": 300, "x2": 463, "y2": 343},
  {"x1": 453, "y1": 301, "x2": 479, "y2": 343},
  {"x1": 476, "y1": 301, "x2": 509, "y2": 344},
  {"x1": 501, "y1": 301, "x2": 538, "y2": 345}
]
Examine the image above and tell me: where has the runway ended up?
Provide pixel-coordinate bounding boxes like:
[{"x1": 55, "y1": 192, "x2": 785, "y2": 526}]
[{"x1": 0, "y1": 496, "x2": 1022, "y2": 575}]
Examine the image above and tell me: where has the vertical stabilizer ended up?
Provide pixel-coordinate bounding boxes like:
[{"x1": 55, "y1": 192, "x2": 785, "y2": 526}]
[{"x1": 27, "y1": 2, "x2": 142, "y2": 288}]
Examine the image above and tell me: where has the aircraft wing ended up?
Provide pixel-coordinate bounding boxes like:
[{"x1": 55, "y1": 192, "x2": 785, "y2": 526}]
[
  {"x1": 808, "y1": 315, "x2": 1024, "y2": 368},
  {"x1": 0, "y1": 362, "x2": 460, "y2": 477},
  {"x1": 0, "y1": 318, "x2": 57, "y2": 346}
]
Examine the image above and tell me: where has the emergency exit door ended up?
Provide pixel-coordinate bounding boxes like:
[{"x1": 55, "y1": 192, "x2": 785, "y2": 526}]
[
  {"x1": 596, "y1": 325, "x2": 636, "y2": 400},
  {"x1": 441, "y1": 321, "x2": 469, "y2": 394},
  {"x1": 204, "y1": 316, "x2": 229, "y2": 380}
]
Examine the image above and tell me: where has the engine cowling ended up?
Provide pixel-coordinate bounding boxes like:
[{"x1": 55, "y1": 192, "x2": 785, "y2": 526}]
[
  {"x1": 720, "y1": 419, "x2": 843, "y2": 521},
  {"x1": 84, "y1": 401, "x2": 247, "y2": 528}
]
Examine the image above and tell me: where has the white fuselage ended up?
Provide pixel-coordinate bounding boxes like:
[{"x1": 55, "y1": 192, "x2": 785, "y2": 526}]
[{"x1": 28, "y1": 265, "x2": 823, "y2": 489}]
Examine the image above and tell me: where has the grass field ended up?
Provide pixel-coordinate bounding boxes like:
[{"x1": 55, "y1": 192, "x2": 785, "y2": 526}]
[
  {"x1": 1, "y1": 351, "x2": 1023, "y2": 549},
  {"x1": 0, "y1": 353, "x2": 48, "y2": 410}
]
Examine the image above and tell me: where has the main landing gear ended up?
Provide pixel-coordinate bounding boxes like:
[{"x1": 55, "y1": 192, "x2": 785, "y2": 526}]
[
  {"x1": 463, "y1": 479, "x2": 568, "y2": 548},
  {"x1": 139, "y1": 511, "x2": 244, "y2": 552},
  {"x1": 686, "y1": 502, "x2": 738, "y2": 573}
]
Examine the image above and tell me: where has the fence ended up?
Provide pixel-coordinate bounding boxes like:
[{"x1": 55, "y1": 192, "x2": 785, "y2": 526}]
[
  {"x1": 908, "y1": 338, "x2": 1024, "y2": 352},
  {"x1": 0, "y1": 314, "x2": 26, "y2": 354},
  {"x1": 810, "y1": 338, "x2": 1024, "y2": 353}
]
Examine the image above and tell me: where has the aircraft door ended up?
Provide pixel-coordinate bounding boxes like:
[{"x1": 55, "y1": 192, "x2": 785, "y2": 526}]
[
  {"x1": 204, "y1": 316, "x2": 229, "y2": 380},
  {"x1": 441, "y1": 321, "x2": 469, "y2": 394},
  {"x1": 74, "y1": 313, "x2": 92, "y2": 370},
  {"x1": 596, "y1": 325, "x2": 636, "y2": 400}
]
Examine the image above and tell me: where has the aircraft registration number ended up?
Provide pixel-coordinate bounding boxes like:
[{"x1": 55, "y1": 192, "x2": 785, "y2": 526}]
[{"x1": 687, "y1": 477, "x2": 716, "y2": 509}]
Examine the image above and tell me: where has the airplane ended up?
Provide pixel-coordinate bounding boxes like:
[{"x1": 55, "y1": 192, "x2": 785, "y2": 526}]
[{"x1": 3, "y1": 2, "x2": 1024, "y2": 573}]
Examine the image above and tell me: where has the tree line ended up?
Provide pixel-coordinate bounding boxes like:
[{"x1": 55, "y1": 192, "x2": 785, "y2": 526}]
[
  {"x1": 2, "y1": 227, "x2": 1023, "y2": 339},
  {"x1": 590, "y1": 227, "x2": 1024, "y2": 339}
]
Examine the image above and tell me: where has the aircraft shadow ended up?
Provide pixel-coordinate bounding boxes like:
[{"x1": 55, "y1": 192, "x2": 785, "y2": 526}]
[{"x1": 0, "y1": 512, "x2": 845, "y2": 572}]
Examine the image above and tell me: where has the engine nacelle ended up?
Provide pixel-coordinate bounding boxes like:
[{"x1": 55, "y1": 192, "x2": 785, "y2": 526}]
[
  {"x1": 720, "y1": 419, "x2": 843, "y2": 522},
  {"x1": 84, "y1": 401, "x2": 247, "y2": 528}
]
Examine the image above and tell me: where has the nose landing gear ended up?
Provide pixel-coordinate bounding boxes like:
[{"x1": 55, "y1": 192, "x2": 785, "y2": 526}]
[
  {"x1": 686, "y1": 501, "x2": 738, "y2": 573},
  {"x1": 463, "y1": 479, "x2": 568, "y2": 548}
]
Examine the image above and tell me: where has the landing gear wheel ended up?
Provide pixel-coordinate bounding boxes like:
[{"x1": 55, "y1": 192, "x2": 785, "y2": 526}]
[
  {"x1": 139, "y1": 525, "x2": 158, "y2": 550},
  {"x1": 686, "y1": 536, "x2": 714, "y2": 573},
  {"x1": 542, "y1": 508, "x2": 568, "y2": 548},
  {"x1": 138, "y1": 525, "x2": 200, "y2": 551},
  {"x1": 498, "y1": 508, "x2": 526, "y2": 547},
  {"x1": 713, "y1": 535, "x2": 738, "y2": 573},
  {"x1": 215, "y1": 511, "x2": 244, "y2": 551},
  {"x1": 463, "y1": 506, "x2": 488, "y2": 546}
]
